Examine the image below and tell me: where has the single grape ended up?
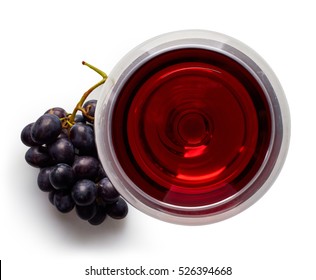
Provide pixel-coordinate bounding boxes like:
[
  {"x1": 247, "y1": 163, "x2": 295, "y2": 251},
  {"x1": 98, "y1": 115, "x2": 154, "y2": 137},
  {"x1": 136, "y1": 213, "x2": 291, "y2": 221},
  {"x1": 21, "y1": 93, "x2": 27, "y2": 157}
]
[
  {"x1": 48, "y1": 191, "x2": 55, "y2": 205},
  {"x1": 69, "y1": 123, "x2": 96, "y2": 153},
  {"x1": 71, "y1": 179, "x2": 97, "y2": 206},
  {"x1": 25, "y1": 145, "x2": 52, "y2": 168},
  {"x1": 75, "y1": 203, "x2": 97, "y2": 220},
  {"x1": 88, "y1": 205, "x2": 107, "y2": 225},
  {"x1": 48, "y1": 137, "x2": 75, "y2": 165},
  {"x1": 72, "y1": 156, "x2": 100, "y2": 180},
  {"x1": 106, "y1": 197, "x2": 128, "y2": 219},
  {"x1": 31, "y1": 114, "x2": 62, "y2": 144},
  {"x1": 57, "y1": 128, "x2": 69, "y2": 139},
  {"x1": 45, "y1": 107, "x2": 67, "y2": 119},
  {"x1": 49, "y1": 163, "x2": 75, "y2": 190},
  {"x1": 83, "y1": 99, "x2": 97, "y2": 123},
  {"x1": 21, "y1": 123, "x2": 38, "y2": 146},
  {"x1": 97, "y1": 177, "x2": 120, "y2": 203},
  {"x1": 54, "y1": 190, "x2": 75, "y2": 213},
  {"x1": 37, "y1": 167, "x2": 55, "y2": 192},
  {"x1": 96, "y1": 165, "x2": 107, "y2": 181},
  {"x1": 74, "y1": 114, "x2": 85, "y2": 123}
]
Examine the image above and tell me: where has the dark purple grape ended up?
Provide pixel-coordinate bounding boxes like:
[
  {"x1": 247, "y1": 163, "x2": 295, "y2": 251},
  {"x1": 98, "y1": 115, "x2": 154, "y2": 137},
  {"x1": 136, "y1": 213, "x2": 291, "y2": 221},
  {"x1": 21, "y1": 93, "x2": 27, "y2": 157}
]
[
  {"x1": 83, "y1": 99, "x2": 97, "y2": 123},
  {"x1": 75, "y1": 203, "x2": 97, "y2": 220},
  {"x1": 69, "y1": 123, "x2": 95, "y2": 153},
  {"x1": 88, "y1": 205, "x2": 107, "y2": 225},
  {"x1": 106, "y1": 197, "x2": 128, "y2": 219},
  {"x1": 71, "y1": 179, "x2": 97, "y2": 206},
  {"x1": 54, "y1": 191, "x2": 75, "y2": 213},
  {"x1": 45, "y1": 107, "x2": 67, "y2": 118},
  {"x1": 49, "y1": 163, "x2": 75, "y2": 190},
  {"x1": 25, "y1": 146, "x2": 52, "y2": 168},
  {"x1": 48, "y1": 191, "x2": 55, "y2": 205},
  {"x1": 48, "y1": 137, "x2": 75, "y2": 165},
  {"x1": 95, "y1": 165, "x2": 107, "y2": 182},
  {"x1": 31, "y1": 114, "x2": 62, "y2": 144},
  {"x1": 74, "y1": 114, "x2": 85, "y2": 123},
  {"x1": 72, "y1": 156, "x2": 99, "y2": 180},
  {"x1": 21, "y1": 123, "x2": 38, "y2": 146},
  {"x1": 57, "y1": 129, "x2": 69, "y2": 139},
  {"x1": 97, "y1": 177, "x2": 120, "y2": 203},
  {"x1": 37, "y1": 167, "x2": 55, "y2": 192}
]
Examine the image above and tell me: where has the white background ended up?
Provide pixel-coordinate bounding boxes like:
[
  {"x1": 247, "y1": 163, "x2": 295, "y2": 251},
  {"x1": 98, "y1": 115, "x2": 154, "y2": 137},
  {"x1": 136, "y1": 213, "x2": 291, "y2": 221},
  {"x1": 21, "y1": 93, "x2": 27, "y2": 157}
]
[{"x1": 1, "y1": 0, "x2": 315, "y2": 279}]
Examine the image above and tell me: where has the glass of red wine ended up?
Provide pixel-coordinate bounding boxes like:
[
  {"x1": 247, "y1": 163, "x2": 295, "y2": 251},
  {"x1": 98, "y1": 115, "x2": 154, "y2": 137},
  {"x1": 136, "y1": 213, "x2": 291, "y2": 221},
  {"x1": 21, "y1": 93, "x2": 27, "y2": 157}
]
[{"x1": 95, "y1": 30, "x2": 290, "y2": 225}]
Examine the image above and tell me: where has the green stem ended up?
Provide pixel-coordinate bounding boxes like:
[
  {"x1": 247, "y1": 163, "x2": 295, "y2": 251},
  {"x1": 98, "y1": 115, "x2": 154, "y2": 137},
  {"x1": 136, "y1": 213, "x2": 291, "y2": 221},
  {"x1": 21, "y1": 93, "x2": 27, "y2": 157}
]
[
  {"x1": 68, "y1": 62, "x2": 107, "y2": 125},
  {"x1": 82, "y1": 61, "x2": 108, "y2": 79}
]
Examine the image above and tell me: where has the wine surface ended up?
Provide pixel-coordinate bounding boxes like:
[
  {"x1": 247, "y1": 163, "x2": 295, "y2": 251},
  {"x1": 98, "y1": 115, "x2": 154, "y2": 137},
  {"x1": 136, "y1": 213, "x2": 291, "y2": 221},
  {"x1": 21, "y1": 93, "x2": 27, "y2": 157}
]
[{"x1": 111, "y1": 48, "x2": 271, "y2": 207}]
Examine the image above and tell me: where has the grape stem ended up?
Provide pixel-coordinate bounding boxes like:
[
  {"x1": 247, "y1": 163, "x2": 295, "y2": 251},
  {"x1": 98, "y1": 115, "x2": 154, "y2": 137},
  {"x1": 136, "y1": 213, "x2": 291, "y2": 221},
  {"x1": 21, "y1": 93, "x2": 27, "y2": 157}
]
[
  {"x1": 82, "y1": 61, "x2": 108, "y2": 79},
  {"x1": 67, "y1": 62, "x2": 108, "y2": 126}
]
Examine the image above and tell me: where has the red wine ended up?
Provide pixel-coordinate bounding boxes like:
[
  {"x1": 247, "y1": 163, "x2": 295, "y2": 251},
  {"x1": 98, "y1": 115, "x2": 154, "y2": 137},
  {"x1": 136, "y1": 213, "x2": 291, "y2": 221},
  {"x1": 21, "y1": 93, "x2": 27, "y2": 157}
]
[{"x1": 111, "y1": 48, "x2": 272, "y2": 207}]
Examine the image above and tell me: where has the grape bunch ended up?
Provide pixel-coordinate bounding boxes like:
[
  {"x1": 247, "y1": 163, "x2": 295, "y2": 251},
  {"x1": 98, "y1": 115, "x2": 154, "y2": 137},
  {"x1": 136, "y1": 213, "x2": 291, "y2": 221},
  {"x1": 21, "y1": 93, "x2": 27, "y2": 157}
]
[{"x1": 20, "y1": 62, "x2": 128, "y2": 226}]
